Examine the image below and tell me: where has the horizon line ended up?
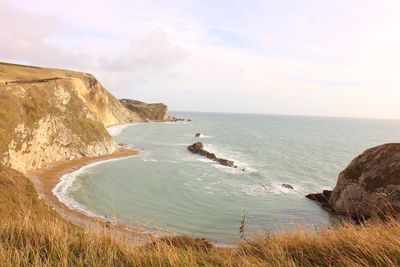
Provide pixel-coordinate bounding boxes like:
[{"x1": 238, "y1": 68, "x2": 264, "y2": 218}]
[{"x1": 169, "y1": 110, "x2": 400, "y2": 122}]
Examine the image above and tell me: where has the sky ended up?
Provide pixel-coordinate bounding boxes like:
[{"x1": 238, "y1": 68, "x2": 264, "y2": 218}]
[{"x1": 1, "y1": 0, "x2": 400, "y2": 119}]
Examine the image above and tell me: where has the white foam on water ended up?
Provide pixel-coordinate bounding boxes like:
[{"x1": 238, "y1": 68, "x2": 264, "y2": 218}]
[
  {"x1": 196, "y1": 157, "x2": 214, "y2": 163},
  {"x1": 142, "y1": 158, "x2": 158, "y2": 162},
  {"x1": 201, "y1": 144, "x2": 257, "y2": 173},
  {"x1": 163, "y1": 121, "x2": 189, "y2": 125},
  {"x1": 106, "y1": 123, "x2": 139, "y2": 136},
  {"x1": 270, "y1": 182, "x2": 304, "y2": 196},
  {"x1": 198, "y1": 134, "x2": 214, "y2": 139},
  {"x1": 52, "y1": 155, "x2": 139, "y2": 220},
  {"x1": 240, "y1": 184, "x2": 266, "y2": 196}
]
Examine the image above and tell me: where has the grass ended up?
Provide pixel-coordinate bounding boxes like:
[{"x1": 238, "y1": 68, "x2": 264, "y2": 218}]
[{"x1": 1, "y1": 165, "x2": 400, "y2": 266}]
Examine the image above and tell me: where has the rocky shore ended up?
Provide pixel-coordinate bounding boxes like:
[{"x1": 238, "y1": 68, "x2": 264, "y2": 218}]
[{"x1": 307, "y1": 143, "x2": 400, "y2": 221}]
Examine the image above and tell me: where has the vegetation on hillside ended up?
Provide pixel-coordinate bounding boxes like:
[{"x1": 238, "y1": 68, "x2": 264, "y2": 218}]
[
  {"x1": 0, "y1": 79, "x2": 110, "y2": 162},
  {"x1": 1, "y1": 165, "x2": 400, "y2": 267}
]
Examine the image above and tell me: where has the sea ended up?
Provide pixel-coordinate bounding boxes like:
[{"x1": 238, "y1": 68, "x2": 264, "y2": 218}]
[{"x1": 53, "y1": 112, "x2": 400, "y2": 244}]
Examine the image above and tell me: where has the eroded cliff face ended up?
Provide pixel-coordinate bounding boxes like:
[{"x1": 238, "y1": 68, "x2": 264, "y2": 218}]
[
  {"x1": 0, "y1": 77, "x2": 119, "y2": 174},
  {"x1": 120, "y1": 99, "x2": 169, "y2": 121}
]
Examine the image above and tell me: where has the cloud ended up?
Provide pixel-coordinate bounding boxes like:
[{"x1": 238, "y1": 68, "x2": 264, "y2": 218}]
[
  {"x1": 0, "y1": 1, "x2": 95, "y2": 69},
  {"x1": 0, "y1": 1, "x2": 190, "y2": 73},
  {"x1": 100, "y1": 29, "x2": 189, "y2": 72},
  {"x1": 2, "y1": 0, "x2": 400, "y2": 119}
]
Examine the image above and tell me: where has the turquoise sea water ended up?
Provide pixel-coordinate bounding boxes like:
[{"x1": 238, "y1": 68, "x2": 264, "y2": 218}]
[{"x1": 64, "y1": 113, "x2": 400, "y2": 243}]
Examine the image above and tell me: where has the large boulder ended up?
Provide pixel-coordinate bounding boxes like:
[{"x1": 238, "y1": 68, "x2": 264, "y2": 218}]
[{"x1": 308, "y1": 143, "x2": 400, "y2": 220}]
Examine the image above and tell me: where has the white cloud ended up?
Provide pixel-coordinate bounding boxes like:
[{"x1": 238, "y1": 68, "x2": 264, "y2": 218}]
[
  {"x1": 100, "y1": 30, "x2": 189, "y2": 72},
  {"x1": 2, "y1": 0, "x2": 400, "y2": 119}
]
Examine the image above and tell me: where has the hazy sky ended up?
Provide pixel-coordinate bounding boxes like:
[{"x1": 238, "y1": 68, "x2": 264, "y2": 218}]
[{"x1": 1, "y1": 0, "x2": 400, "y2": 119}]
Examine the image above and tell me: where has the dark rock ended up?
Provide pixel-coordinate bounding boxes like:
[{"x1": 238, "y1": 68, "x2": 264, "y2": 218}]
[
  {"x1": 187, "y1": 119, "x2": 192, "y2": 122},
  {"x1": 306, "y1": 190, "x2": 332, "y2": 204},
  {"x1": 217, "y1": 158, "x2": 235, "y2": 167},
  {"x1": 281, "y1": 184, "x2": 294, "y2": 190},
  {"x1": 188, "y1": 142, "x2": 205, "y2": 153},
  {"x1": 309, "y1": 143, "x2": 400, "y2": 220},
  {"x1": 195, "y1": 133, "x2": 201, "y2": 137},
  {"x1": 187, "y1": 142, "x2": 236, "y2": 168},
  {"x1": 169, "y1": 116, "x2": 185, "y2": 122}
]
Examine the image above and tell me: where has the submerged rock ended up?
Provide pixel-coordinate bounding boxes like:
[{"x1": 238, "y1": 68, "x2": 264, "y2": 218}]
[
  {"x1": 281, "y1": 184, "x2": 294, "y2": 190},
  {"x1": 170, "y1": 116, "x2": 185, "y2": 122},
  {"x1": 187, "y1": 142, "x2": 236, "y2": 168},
  {"x1": 195, "y1": 133, "x2": 201, "y2": 137},
  {"x1": 307, "y1": 143, "x2": 400, "y2": 221}
]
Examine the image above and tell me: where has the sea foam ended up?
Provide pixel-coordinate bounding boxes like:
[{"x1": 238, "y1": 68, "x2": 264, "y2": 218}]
[
  {"x1": 107, "y1": 123, "x2": 139, "y2": 136},
  {"x1": 52, "y1": 155, "x2": 139, "y2": 219}
]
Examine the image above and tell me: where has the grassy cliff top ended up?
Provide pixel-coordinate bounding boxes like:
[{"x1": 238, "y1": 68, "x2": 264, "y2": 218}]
[{"x1": 0, "y1": 62, "x2": 94, "y2": 84}]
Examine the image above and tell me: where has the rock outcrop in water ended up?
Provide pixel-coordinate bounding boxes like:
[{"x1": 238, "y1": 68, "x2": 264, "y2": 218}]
[
  {"x1": 307, "y1": 143, "x2": 400, "y2": 220},
  {"x1": 187, "y1": 142, "x2": 236, "y2": 168},
  {"x1": 281, "y1": 184, "x2": 294, "y2": 190}
]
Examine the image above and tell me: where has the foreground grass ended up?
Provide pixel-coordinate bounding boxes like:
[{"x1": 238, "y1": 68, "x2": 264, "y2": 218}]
[
  {"x1": 2, "y1": 214, "x2": 400, "y2": 266},
  {"x1": 1, "y1": 166, "x2": 400, "y2": 266}
]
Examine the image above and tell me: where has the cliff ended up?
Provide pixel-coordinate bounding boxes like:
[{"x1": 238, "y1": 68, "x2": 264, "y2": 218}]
[
  {"x1": 308, "y1": 143, "x2": 400, "y2": 220},
  {"x1": 0, "y1": 62, "x2": 142, "y2": 174},
  {"x1": 0, "y1": 62, "x2": 142, "y2": 127},
  {"x1": 120, "y1": 98, "x2": 169, "y2": 121}
]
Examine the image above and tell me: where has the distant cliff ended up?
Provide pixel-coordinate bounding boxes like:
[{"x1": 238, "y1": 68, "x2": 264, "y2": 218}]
[
  {"x1": 120, "y1": 99, "x2": 169, "y2": 121},
  {"x1": 0, "y1": 62, "x2": 168, "y2": 173}
]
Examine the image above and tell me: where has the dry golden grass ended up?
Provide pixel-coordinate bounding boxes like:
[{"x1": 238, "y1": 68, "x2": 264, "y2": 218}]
[
  {"x1": 1, "y1": 165, "x2": 400, "y2": 266},
  {"x1": 3, "y1": 209, "x2": 400, "y2": 266},
  {"x1": 0, "y1": 62, "x2": 93, "y2": 84}
]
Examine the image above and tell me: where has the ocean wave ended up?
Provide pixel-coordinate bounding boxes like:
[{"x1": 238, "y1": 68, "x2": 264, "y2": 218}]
[
  {"x1": 240, "y1": 184, "x2": 266, "y2": 196},
  {"x1": 163, "y1": 121, "x2": 189, "y2": 125},
  {"x1": 196, "y1": 157, "x2": 214, "y2": 163},
  {"x1": 201, "y1": 144, "x2": 257, "y2": 173},
  {"x1": 106, "y1": 123, "x2": 139, "y2": 136},
  {"x1": 154, "y1": 143, "x2": 188, "y2": 146},
  {"x1": 143, "y1": 158, "x2": 158, "y2": 162},
  {"x1": 198, "y1": 134, "x2": 214, "y2": 139},
  {"x1": 52, "y1": 155, "x2": 139, "y2": 220},
  {"x1": 238, "y1": 182, "x2": 305, "y2": 197},
  {"x1": 269, "y1": 182, "x2": 304, "y2": 195}
]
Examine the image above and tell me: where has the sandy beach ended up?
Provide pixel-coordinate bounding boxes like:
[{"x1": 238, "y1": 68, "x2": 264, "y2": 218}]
[{"x1": 27, "y1": 147, "x2": 155, "y2": 245}]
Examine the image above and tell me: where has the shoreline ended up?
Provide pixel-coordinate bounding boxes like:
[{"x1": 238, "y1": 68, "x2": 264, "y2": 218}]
[
  {"x1": 26, "y1": 121, "x2": 233, "y2": 247},
  {"x1": 27, "y1": 147, "x2": 155, "y2": 245}
]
